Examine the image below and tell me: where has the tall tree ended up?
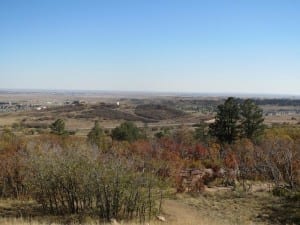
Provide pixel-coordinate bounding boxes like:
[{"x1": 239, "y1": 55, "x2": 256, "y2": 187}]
[
  {"x1": 240, "y1": 99, "x2": 265, "y2": 140},
  {"x1": 209, "y1": 97, "x2": 240, "y2": 144}
]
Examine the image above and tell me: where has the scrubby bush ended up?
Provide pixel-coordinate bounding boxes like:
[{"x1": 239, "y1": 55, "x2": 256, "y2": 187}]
[
  {"x1": 26, "y1": 143, "x2": 163, "y2": 221},
  {"x1": 0, "y1": 129, "x2": 27, "y2": 198},
  {"x1": 87, "y1": 121, "x2": 110, "y2": 151}
]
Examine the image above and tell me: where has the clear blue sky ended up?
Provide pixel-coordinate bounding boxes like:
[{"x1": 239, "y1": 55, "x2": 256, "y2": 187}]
[{"x1": 1, "y1": 0, "x2": 300, "y2": 94}]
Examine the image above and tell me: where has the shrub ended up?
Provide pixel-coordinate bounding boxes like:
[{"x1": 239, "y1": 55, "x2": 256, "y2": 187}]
[
  {"x1": 0, "y1": 130, "x2": 26, "y2": 198},
  {"x1": 50, "y1": 119, "x2": 66, "y2": 135},
  {"x1": 26, "y1": 145, "x2": 163, "y2": 221},
  {"x1": 87, "y1": 121, "x2": 109, "y2": 151},
  {"x1": 112, "y1": 122, "x2": 142, "y2": 143},
  {"x1": 272, "y1": 186, "x2": 291, "y2": 197}
]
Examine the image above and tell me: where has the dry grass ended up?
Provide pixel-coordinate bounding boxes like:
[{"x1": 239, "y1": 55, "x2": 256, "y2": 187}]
[
  {"x1": 0, "y1": 196, "x2": 260, "y2": 225},
  {"x1": 177, "y1": 192, "x2": 270, "y2": 224},
  {"x1": 0, "y1": 115, "x2": 21, "y2": 126},
  {"x1": 0, "y1": 192, "x2": 277, "y2": 225},
  {"x1": 1, "y1": 186, "x2": 299, "y2": 225},
  {"x1": 0, "y1": 217, "x2": 250, "y2": 225},
  {"x1": 174, "y1": 185, "x2": 300, "y2": 225}
]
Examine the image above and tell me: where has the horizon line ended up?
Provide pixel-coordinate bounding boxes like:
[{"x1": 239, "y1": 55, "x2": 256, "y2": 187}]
[{"x1": 0, "y1": 88, "x2": 300, "y2": 99}]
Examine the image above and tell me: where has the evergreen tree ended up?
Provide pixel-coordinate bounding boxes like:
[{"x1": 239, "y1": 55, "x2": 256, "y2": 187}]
[
  {"x1": 240, "y1": 99, "x2": 265, "y2": 139},
  {"x1": 209, "y1": 97, "x2": 240, "y2": 144},
  {"x1": 111, "y1": 121, "x2": 141, "y2": 142},
  {"x1": 50, "y1": 119, "x2": 66, "y2": 135}
]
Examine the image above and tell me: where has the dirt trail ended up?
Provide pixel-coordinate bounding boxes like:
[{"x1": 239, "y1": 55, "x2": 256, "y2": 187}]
[{"x1": 161, "y1": 199, "x2": 205, "y2": 225}]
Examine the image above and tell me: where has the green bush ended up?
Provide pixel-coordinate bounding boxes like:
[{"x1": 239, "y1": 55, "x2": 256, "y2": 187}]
[
  {"x1": 111, "y1": 122, "x2": 142, "y2": 142},
  {"x1": 272, "y1": 186, "x2": 291, "y2": 197},
  {"x1": 50, "y1": 119, "x2": 67, "y2": 135}
]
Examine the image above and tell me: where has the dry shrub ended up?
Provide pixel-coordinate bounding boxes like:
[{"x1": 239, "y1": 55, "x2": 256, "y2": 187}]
[
  {"x1": 25, "y1": 142, "x2": 163, "y2": 221},
  {"x1": 0, "y1": 129, "x2": 27, "y2": 198}
]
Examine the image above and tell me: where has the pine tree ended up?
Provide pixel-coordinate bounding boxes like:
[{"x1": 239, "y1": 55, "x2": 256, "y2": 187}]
[
  {"x1": 50, "y1": 119, "x2": 66, "y2": 135},
  {"x1": 111, "y1": 121, "x2": 141, "y2": 142},
  {"x1": 240, "y1": 99, "x2": 265, "y2": 140},
  {"x1": 209, "y1": 97, "x2": 265, "y2": 144},
  {"x1": 209, "y1": 97, "x2": 240, "y2": 144}
]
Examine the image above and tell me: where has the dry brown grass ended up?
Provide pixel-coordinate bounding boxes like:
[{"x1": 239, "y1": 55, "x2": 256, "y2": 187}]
[
  {"x1": 173, "y1": 185, "x2": 296, "y2": 225},
  {"x1": 0, "y1": 196, "x2": 257, "y2": 225},
  {"x1": 0, "y1": 114, "x2": 21, "y2": 126},
  {"x1": 1, "y1": 186, "x2": 299, "y2": 225},
  {"x1": 0, "y1": 192, "x2": 274, "y2": 225},
  {"x1": 0, "y1": 217, "x2": 247, "y2": 225}
]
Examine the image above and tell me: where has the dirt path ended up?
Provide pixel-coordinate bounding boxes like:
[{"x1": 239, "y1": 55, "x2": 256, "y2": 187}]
[{"x1": 161, "y1": 199, "x2": 221, "y2": 225}]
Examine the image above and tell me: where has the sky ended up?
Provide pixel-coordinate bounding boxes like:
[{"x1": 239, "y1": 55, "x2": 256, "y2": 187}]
[{"x1": 1, "y1": 0, "x2": 300, "y2": 95}]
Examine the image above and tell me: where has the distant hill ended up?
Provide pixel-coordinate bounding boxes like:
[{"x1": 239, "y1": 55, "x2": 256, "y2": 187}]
[
  {"x1": 75, "y1": 104, "x2": 155, "y2": 122},
  {"x1": 135, "y1": 104, "x2": 185, "y2": 120}
]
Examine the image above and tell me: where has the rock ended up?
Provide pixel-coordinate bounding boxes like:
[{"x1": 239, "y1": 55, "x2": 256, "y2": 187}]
[
  {"x1": 191, "y1": 169, "x2": 203, "y2": 175},
  {"x1": 204, "y1": 168, "x2": 214, "y2": 177},
  {"x1": 156, "y1": 215, "x2": 166, "y2": 222},
  {"x1": 110, "y1": 218, "x2": 120, "y2": 225}
]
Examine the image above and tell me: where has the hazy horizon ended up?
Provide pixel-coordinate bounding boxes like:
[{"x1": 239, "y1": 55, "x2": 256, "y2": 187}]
[
  {"x1": 1, "y1": 88, "x2": 300, "y2": 99},
  {"x1": 1, "y1": 1, "x2": 300, "y2": 95}
]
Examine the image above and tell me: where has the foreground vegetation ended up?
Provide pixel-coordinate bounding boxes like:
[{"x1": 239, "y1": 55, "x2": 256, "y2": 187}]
[
  {"x1": 0, "y1": 97, "x2": 299, "y2": 224},
  {"x1": 0, "y1": 188, "x2": 299, "y2": 225}
]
